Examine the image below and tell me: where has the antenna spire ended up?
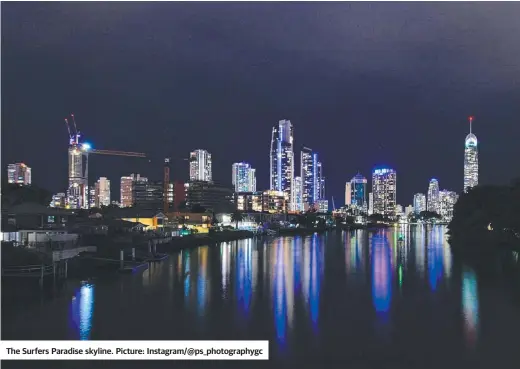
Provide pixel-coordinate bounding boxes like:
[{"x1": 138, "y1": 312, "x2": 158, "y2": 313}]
[{"x1": 469, "y1": 116, "x2": 473, "y2": 134}]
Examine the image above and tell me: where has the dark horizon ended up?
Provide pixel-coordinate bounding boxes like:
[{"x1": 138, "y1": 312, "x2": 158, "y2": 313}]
[{"x1": 3, "y1": 2, "x2": 520, "y2": 206}]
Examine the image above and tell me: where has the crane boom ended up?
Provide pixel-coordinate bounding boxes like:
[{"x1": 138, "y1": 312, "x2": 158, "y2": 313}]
[
  {"x1": 89, "y1": 149, "x2": 146, "y2": 158},
  {"x1": 64, "y1": 118, "x2": 72, "y2": 138}
]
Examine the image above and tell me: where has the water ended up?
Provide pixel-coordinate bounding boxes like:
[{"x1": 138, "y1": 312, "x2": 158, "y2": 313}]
[{"x1": 3, "y1": 226, "x2": 520, "y2": 368}]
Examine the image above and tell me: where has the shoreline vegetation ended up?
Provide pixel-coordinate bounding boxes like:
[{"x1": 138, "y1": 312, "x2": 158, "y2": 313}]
[{"x1": 447, "y1": 180, "x2": 520, "y2": 279}]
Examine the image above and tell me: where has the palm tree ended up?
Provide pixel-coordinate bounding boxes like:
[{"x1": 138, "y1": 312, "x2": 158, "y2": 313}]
[{"x1": 231, "y1": 211, "x2": 244, "y2": 229}]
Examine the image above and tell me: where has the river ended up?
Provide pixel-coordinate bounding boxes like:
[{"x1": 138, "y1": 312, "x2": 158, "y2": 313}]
[{"x1": 3, "y1": 225, "x2": 520, "y2": 368}]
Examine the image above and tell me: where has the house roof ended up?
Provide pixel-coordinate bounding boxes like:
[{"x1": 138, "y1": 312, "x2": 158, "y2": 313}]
[{"x1": 7, "y1": 203, "x2": 74, "y2": 216}]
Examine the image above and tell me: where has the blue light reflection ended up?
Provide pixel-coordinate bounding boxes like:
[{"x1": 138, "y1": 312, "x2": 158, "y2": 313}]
[{"x1": 70, "y1": 283, "x2": 95, "y2": 340}]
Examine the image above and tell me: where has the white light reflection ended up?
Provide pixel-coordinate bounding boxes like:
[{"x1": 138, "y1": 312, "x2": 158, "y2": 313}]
[
  {"x1": 70, "y1": 284, "x2": 94, "y2": 340},
  {"x1": 221, "y1": 243, "x2": 231, "y2": 299},
  {"x1": 462, "y1": 267, "x2": 479, "y2": 349},
  {"x1": 371, "y1": 234, "x2": 392, "y2": 314}
]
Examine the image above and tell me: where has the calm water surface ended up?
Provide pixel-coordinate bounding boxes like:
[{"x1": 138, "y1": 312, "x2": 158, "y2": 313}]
[{"x1": 3, "y1": 226, "x2": 520, "y2": 368}]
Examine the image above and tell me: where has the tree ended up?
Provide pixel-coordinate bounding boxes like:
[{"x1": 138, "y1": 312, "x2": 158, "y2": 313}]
[
  {"x1": 231, "y1": 211, "x2": 244, "y2": 229},
  {"x1": 1, "y1": 183, "x2": 52, "y2": 208},
  {"x1": 368, "y1": 213, "x2": 384, "y2": 223}
]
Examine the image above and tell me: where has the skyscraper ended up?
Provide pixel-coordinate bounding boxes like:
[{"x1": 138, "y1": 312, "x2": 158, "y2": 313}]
[
  {"x1": 7, "y1": 163, "x2": 31, "y2": 185},
  {"x1": 316, "y1": 161, "x2": 325, "y2": 201},
  {"x1": 120, "y1": 176, "x2": 134, "y2": 207},
  {"x1": 293, "y1": 176, "x2": 303, "y2": 212},
  {"x1": 232, "y1": 162, "x2": 256, "y2": 192},
  {"x1": 190, "y1": 149, "x2": 212, "y2": 182},
  {"x1": 300, "y1": 146, "x2": 322, "y2": 209},
  {"x1": 350, "y1": 173, "x2": 368, "y2": 210},
  {"x1": 427, "y1": 178, "x2": 440, "y2": 214},
  {"x1": 439, "y1": 190, "x2": 458, "y2": 222},
  {"x1": 464, "y1": 116, "x2": 479, "y2": 192},
  {"x1": 270, "y1": 119, "x2": 294, "y2": 209},
  {"x1": 372, "y1": 167, "x2": 397, "y2": 218},
  {"x1": 413, "y1": 193, "x2": 426, "y2": 214},
  {"x1": 95, "y1": 177, "x2": 111, "y2": 207},
  {"x1": 345, "y1": 182, "x2": 352, "y2": 206}
]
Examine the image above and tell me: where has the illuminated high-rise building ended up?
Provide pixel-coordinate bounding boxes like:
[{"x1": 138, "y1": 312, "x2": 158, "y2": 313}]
[
  {"x1": 316, "y1": 161, "x2": 325, "y2": 201},
  {"x1": 413, "y1": 193, "x2": 426, "y2": 214},
  {"x1": 293, "y1": 176, "x2": 303, "y2": 212},
  {"x1": 439, "y1": 190, "x2": 458, "y2": 222},
  {"x1": 7, "y1": 163, "x2": 31, "y2": 185},
  {"x1": 95, "y1": 177, "x2": 111, "y2": 207},
  {"x1": 189, "y1": 149, "x2": 212, "y2": 182},
  {"x1": 372, "y1": 167, "x2": 397, "y2": 218},
  {"x1": 50, "y1": 193, "x2": 66, "y2": 208},
  {"x1": 88, "y1": 186, "x2": 96, "y2": 208},
  {"x1": 345, "y1": 182, "x2": 352, "y2": 206},
  {"x1": 464, "y1": 116, "x2": 479, "y2": 192},
  {"x1": 300, "y1": 146, "x2": 318, "y2": 207},
  {"x1": 270, "y1": 119, "x2": 294, "y2": 210},
  {"x1": 350, "y1": 173, "x2": 367, "y2": 210},
  {"x1": 368, "y1": 192, "x2": 374, "y2": 215},
  {"x1": 232, "y1": 162, "x2": 256, "y2": 192},
  {"x1": 427, "y1": 178, "x2": 440, "y2": 214},
  {"x1": 120, "y1": 176, "x2": 134, "y2": 207}
]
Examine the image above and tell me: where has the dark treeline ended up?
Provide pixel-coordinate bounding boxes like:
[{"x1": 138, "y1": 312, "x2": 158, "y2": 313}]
[{"x1": 448, "y1": 179, "x2": 520, "y2": 262}]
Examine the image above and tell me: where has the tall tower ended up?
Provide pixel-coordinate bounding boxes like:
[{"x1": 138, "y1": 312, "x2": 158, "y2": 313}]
[
  {"x1": 270, "y1": 119, "x2": 294, "y2": 209},
  {"x1": 232, "y1": 162, "x2": 256, "y2": 192},
  {"x1": 372, "y1": 167, "x2": 397, "y2": 218},
  {"x1": 300, "y1": 146, "x2": 317, "y2": 207},
  {"x1": 189, "y1": 149, "x2": 212, "y2": 182},
  {"x1": 464, "y1": 116, "x2": 479, "y2": 192},
  {"x1": 427, "y1": 178, "x2": 440, "y2": 214},
  {"x1": 350, "y1": 173, "x2": 368, "y2": 210},
  {"x1": 7, "y1": 163, "x2": 31, "y2": 185}
]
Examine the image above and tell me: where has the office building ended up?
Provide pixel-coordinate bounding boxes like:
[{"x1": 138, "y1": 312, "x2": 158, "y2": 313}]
[
  {"x1": 7, "y1": 163, "x2": 31, "y2": 185},
  {"x1": 405, "y1": 205, "x2": 414, "y2": 217},
  {"x1": 350, "y1": 173, "x2": 367, "y2": 210},
  {"x1": 427, "y1": 178, "x2": 440, "y2": 214},
  {"x1": 270, "y1": 119, "x2": 294, "y2": 209},
  {"x1": 133, "y1": 178, "x2": 163, "y2": 211},
  {"x1": 345, "y1": 182, "x2": 352, "y2": 206},
  {"x1": 95, "y1": 177, "x2": 111, "y2": 207},
  {"x1": 439, "y1": 190, "x2": 458, "y2": 222},
  {"x1": 185, "y1": 180, "x2": 234, "y2": 212},
  {"x1": 50, "y1": 193, "x2": 66, "y2": 208},
  {"x1": 262, "y1": 190, "x2": 287, "y2": 214},
  {"x1": 315, "y1": 199, "x2": 329, "y2": 213},
  {"x1": 293, "y1": 176, "x2": 303, "y2": 212},
  {"x1": 120, "y1": 176, "x2": 134, "y2": 207},
  {"x1": 372, "y1": 167, "x2": 397, "y2": 218},
  {"x1": 464, "y1": 116, "x2": 479, "y2": 192},
  {"x1": 317, "y1": 161, "x2": 325, "y2": 200},
  {"x1": 232, "y1": 162, "x2": 256, "y2": 192},
  {"x1": 301, "y1": 146, "x2": 318, "y2": 207},
  {"x1": 368, "y1": 192, "x2": 374, "y2": 215},
  {"x1": 189, "y1": 149, "x2": 212, "y2": 182},
  {"x1": 413, "y1": 193, "x2": 426, "y2": 214},
  {"x1": 88, "y1": 186, "x2": 97, "y2": 208}
]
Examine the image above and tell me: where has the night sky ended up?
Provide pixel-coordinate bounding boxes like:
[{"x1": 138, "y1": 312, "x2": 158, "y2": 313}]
[{"x1": 2, "y1": 2, "x2": 520, "y2": 206}]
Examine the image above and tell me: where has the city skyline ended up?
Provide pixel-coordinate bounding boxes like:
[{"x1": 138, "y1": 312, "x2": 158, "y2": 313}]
[{"x1": 3, "y1": 3, "x2": 520, "y2": 204}]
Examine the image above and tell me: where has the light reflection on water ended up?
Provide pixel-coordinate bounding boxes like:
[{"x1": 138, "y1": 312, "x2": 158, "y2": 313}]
[
  {"x1": 462, "y1": 267, "x2": 479, "y2": 349},
  {"x1": 70, "y1": 283, "x2": 94, "y2": 340},
  {"x1": 60, "y1": 227, "x2": 492, "y2": 357}
]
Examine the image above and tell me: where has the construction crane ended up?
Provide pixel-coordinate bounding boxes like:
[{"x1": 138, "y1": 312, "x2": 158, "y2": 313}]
[{"x1": 63, "y1": 114, "x2": 146, "y2": 209}]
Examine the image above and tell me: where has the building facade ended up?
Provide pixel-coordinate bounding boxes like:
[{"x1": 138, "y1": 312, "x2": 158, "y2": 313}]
[
  {"x1": 345, "y1": 182, "x2": 352, "y2": 206},
  {"x1": 185, "y1": 180, "x2": 234, "y2": 212},
  {"x1": 133, "y1": 179, "x2": 163, "y2": 211},
  {"x1": 372, "y1": 167, "x2": 397, "y2": 218},
  {"x1": 350, "y1": 173, "x2": 367, "y2": 211},
  {"x1": 120, "y1": 176, "x2": 134, "y2": 207},
  {"x1": 7, "y1": 163, "x2": 31, "y2": 185},
  {"x1": 189, "y1": 149, "x2": 212, "y2": 182},
  {"x1": 439, "y1": 190, "x2": 458, "y2": 222},
  {"x1": 300, "y1": 146, "x2": 317, "y2": 207},
  {"x1": 293, "y1": 176, "x2": 303, "y2": 212},
  {"x1": 427, "y1": 178, "x2": 440, "y2": 214},
  {"x1": 232, "y1": 162, "x2": 256, "y2": 192},
  {"x1": 50, "y1": 193, "x2": 66, "y2": 208},
  {"x1": 270, "y1": 120, "x2": 294, "y2": 210},
  {"x1": 95, "y1": 177, "x2": 111, "y2": 207},
  {"x1": 413, "y1": 193, "x2": 426, "y2": 214},
  {"x1": 464, "y1": 117, "x2": 479, "y2": 192}
]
